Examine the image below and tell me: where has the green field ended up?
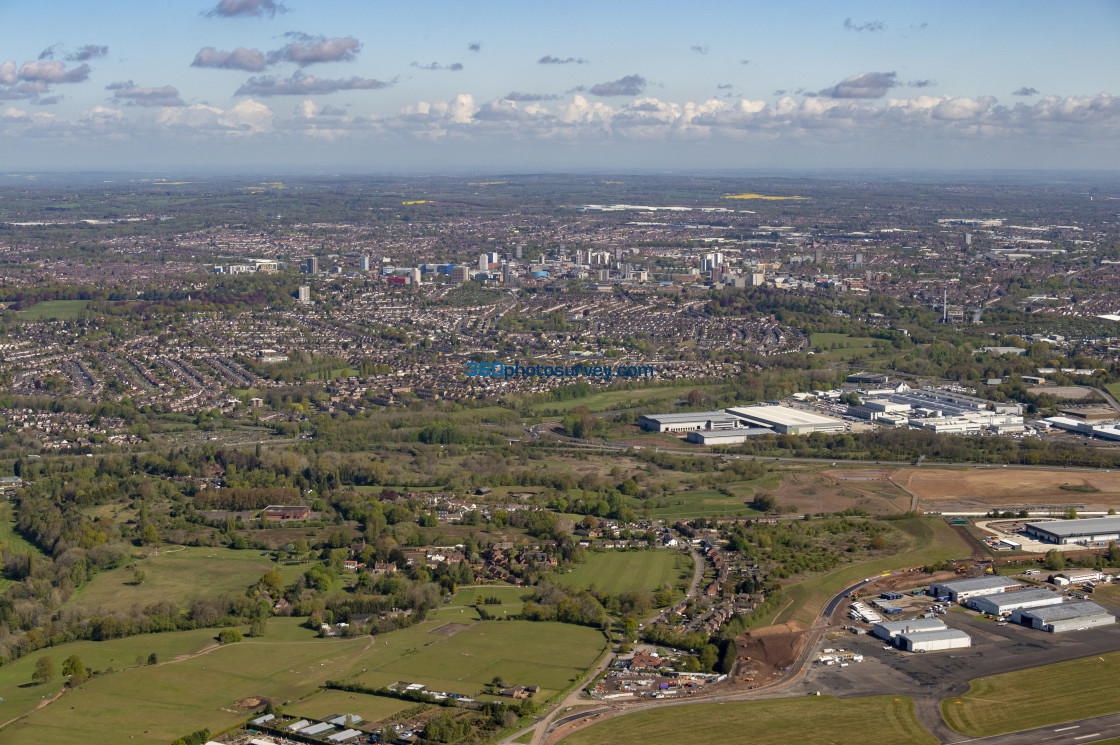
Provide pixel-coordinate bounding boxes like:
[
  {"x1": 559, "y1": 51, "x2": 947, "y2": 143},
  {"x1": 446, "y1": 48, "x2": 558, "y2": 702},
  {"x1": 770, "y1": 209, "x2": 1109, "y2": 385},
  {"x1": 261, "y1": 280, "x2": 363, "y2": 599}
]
[
  {"x1": 560, "y1": 695, "x2": 935, "y2": 745},
  {"x1": 809, "y1": 332, "x2": 879, "y2": 360},
  {"x1": 14, "y1": 300, "x2": 94, "y2": 320},
  {"x1": 943, "y1": 651, "x2": 1120, "y2": 736},
  {"x1": 527, "y1": 383, "x2": 725, "y2": 415},
  {"x1": 554, "y1": 550, "x2": 691, "y2": 597},
  {"x1": 0, "y1": 502, "x2": 42, "y2": 593},
  {"x1": 291, "y1": 688, "x2": 409, "y2": 725},
  {"x1": 1091, "y1": 583, "x2": 1120, "y2": 605},
  {"x1": 646, "y1": 475, "x2": 778, "y2": 520},
  {"x1": 0, "y1": 616, "x2": 603, "y2": 744},
  {"x1": 768, "y1": 517, "x2": 972, "y2": 628},
  {"x1": 1107, "y1": 382, "x2": 1120, "y2": 400},
  {"x1": 67, "y1": 547, "x2": 305, "y2": 613}
]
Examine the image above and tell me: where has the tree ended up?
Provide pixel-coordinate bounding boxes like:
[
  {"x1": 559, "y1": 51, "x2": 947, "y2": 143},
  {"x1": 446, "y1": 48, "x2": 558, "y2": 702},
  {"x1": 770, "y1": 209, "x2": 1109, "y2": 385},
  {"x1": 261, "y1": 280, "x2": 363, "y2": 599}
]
[
  {"x1": 1064, "y1": 507, "x2": 1078, "y2": 520},
  {"x1": 140, "y1": 524, "x2": 159, "y2": 545},
  {"x1": 218, "y1": 629, "x2": 243, "y2": 644},
  {"x1": 133, "y1": 568, "x2": 146, "y2": 585},
  {"x1": 749, "y1": 493, "x2": 777, "y2": 512},
  {"x1": 259, "y1": 569, "x2": 283, "y2": 595},
  {"x1": 1043, "y1": 549, "x2": 1066, "y2": 571},
  {"x1": 62, "y1": 654, "x2": 88, "y2": 685},
  {"x1": 32, "y1": 656, "x2": 55, "y2": 685}
]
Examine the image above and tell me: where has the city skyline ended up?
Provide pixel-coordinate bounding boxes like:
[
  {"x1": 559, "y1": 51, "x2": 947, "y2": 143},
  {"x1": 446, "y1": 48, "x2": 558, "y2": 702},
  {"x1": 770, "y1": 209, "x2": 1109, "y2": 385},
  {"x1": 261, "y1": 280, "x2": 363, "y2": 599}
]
[{"x1": 1, "y1": 0, "x2": 1118, "y2": 171}]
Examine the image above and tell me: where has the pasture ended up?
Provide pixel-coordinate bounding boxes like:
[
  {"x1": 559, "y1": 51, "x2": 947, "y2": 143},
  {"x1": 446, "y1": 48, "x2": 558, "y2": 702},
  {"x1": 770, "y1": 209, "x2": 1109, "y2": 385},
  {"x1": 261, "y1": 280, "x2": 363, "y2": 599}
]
[
  {"x1": 66, "y1": 546, "x2": 305, "y2": 613},
  {"x1": 14, "y1": 299, "x2": 95, "y2": 320},
  {"x1": 560, "y1": 695, "x2": 934, "y2": 745},
  {"x1": 553, "y1": 550, "x2": 691, "y2": 597},
  {"x1": 291, "y1": 688, "x2": 409, "y2": 725},
  {"x1": 942, "y1": 651, "x2": 1120, "y2": 736}
]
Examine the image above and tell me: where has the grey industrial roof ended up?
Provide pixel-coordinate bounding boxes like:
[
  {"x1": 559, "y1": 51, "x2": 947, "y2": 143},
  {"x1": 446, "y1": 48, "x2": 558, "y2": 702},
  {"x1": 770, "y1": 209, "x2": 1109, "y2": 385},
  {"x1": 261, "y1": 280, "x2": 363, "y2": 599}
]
[
  {"x1": 971, "y1": 587, "x2": 1061, "y2": 607},
  {"x1": 932, "y1": 577, "x2": 1020, "y2": 593},
  {"x1": 1018, "y1": 601, "x2": 1113, "y2": 622},
  {"x1": 726, "y1": 405, "x2": 844, "y2": 427},
  {"x1": 1026, "y1": 516, "x2": 1120, "y2": 537},
  {"x1": 899, "y1": 629, "x2": 972, "y2": 643},
  {"x1": 640, "y1": 410, "x2": 736, "y2": 424},
  {"x1": 874, "y1": 618, "x2": 946, "y2": 634}
]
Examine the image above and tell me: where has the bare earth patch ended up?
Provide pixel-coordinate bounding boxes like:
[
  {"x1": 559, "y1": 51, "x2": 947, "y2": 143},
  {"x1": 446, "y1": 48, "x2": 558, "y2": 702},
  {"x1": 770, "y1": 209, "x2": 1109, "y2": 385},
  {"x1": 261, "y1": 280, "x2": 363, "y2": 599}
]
[
  {"x1": 430, "y1": 622, "x2": 471, "y2": 636},
  {"x1": 894, "y1": 467, "x2": 1120, "y2": 511}
]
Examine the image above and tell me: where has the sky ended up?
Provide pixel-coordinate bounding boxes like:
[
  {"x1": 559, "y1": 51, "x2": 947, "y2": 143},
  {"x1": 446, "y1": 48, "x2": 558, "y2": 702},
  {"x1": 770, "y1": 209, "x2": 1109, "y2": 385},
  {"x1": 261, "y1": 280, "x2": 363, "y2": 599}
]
[{"x1": 1, "y1": 0, "x2": 1118, "y2": 173}]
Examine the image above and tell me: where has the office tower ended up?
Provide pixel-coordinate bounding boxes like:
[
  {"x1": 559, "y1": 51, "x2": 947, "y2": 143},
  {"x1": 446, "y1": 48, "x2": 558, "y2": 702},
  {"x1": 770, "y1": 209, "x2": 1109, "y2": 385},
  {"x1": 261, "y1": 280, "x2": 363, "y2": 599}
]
[
  {"x1": 450, "y1": 265, "x2": 470, "y2": 284},
  {"x1": 359, "y1": 256, "x2": 370, "y2": 272},
  {"x1": 304, "y1": 257, "x2": 319, "y2": 274},
  {"x1": 515, "y1": 243, "x2": 523, "y2": 259},
  {"x1": 298, "y1": 285, "x2": 311, "y2": 304},
  {"x1": 478, "y1": 253, "x2": 488, "y2": 272}
]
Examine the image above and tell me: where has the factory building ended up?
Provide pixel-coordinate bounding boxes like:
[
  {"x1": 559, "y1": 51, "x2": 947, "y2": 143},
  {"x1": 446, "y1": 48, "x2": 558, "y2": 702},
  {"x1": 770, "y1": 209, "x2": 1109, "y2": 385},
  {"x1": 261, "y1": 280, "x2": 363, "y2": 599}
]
[
  {"x1": 638, "y1": 411, "x2": 742, "y2": 433},
  {"x1": 872, "y1": 618, "x2": 947, "y2": 641},
  {"x1": 898, "y1": 628, "x2": 972, "y2": 652},
  {"x1": 1011, "y1": 601, "x2": 1116, "y2": 633},
  {"x1": 725, "y1": 405, "x2": 846, "y2": 435},
  {"x1": 685, "y1": 427, "x2": 773, "y2": 445},
  {"x1": 1025, "y1": 516, "x2": 1120, "y2": 545},
  {"x1": 967, "y1": 587, "x2": 1063, "y2": 616},
  {"x1": 1053, "y1": 570, "x2": 1106, "y2": 587},
  {"x1": 929, "y1": 577, "x2": 1021, "y2": 603}
]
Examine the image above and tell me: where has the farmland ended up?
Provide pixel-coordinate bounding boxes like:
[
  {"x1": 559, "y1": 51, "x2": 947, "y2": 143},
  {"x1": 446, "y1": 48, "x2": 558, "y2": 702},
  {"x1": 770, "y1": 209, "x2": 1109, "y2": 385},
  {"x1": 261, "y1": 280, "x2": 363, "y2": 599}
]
[
  {"x1": 559, "y1": 695, "x2": 935, "y2": 745},
  {"x1": 553, "y1": 550, "x2": 692, "y2": 597},
  {"x1": 942, "y1": 651, "x2": 1120, "y2": 736},
  {"x1": 893, "y1": 467, "x2": 1120, "y2": 511}
]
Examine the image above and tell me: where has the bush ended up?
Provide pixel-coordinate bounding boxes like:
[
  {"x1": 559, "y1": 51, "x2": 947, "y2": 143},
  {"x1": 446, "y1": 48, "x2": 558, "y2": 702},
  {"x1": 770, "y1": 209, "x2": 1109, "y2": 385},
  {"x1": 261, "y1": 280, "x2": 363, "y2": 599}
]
[{"x1": 217, "y1": 629, "x2": 243, "y2": 644}]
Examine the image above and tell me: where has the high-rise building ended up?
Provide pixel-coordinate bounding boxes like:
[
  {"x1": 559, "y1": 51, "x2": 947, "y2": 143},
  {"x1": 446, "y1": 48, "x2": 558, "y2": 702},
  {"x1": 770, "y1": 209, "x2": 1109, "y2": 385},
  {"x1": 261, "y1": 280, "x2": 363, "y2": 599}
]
[
  {"x1": 304, "y1": 257, "x2": 319, "y2": 274},
  {"x1": 854, "y1": 251, "x2": 864, "y2": 266},
  {"x1": 515, "y1": 243, "x2": 523, "y2": 259},
  {"x1": 813, "y1": 247, "x2": 824, "y2": 264},
  {"x1": 450, "y1": 265, "x2": 470, "y2": 284},
  {"x1": 411, "y1": 268, "x2": 422, "y2": 285},
  {"x1": 298, "y1": 285, "x2": 311, "y2": 304},
  {"x1": 359, "y1": 255, "x2": 370, "y2": 272},
  {"x1": 478, "y1": 253, "x2": 489, "y2": 272},
  {"x1": 965, "y1": 233, "x2": 973, "y2": 246}
]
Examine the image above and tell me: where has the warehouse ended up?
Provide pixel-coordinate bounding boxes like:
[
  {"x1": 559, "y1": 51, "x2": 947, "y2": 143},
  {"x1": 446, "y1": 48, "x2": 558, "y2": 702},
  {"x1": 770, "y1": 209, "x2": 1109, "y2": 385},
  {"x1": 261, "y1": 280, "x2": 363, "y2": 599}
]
[
  {"x1": 639, "y1": 410, "x2": 742, "y2": 433},
  {"x1": 326, "y1": 730, "x2": 364, "y2": 743},
  {"x1": 872, "y1": 618, "x2": 946, "y2": 641},
  {"x1": 685, "y1": 427, "x2": 772, "y2": 445},
  {"x1": 929, "y1": 576, "x2": 1021, "y2": 603},
  {"x1": 1012, "y1": 601, "x2": 1115, "y2": 633},
  {"x1": 725, "y1": 405, "x2": 845, "y2": 435},
  {"x1": 898, "y1": 628, "x2": 972, "y2": 652},
  {"x1": 1053, "y1": 570, "x2": 1106, "y2": 586},
  {"x1": 967, "y1": 587, "x2": 1063, "y2": 615},
  {"x1": 1024, "y1": 516, "x2": 1120, "y2": 545}
]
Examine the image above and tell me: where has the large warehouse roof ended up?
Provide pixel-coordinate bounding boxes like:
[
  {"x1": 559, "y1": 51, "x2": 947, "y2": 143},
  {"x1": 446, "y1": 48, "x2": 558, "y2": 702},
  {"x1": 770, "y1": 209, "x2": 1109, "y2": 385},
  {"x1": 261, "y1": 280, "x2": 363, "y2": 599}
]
[
  {"x1": 874, "y1": 619, "x2": 945, "y2": 637},
  {"x1": 1025, "y1": 516, "x2": 1120, "y2": 537},
  {"x1": 1018, "y1": 600, "x2": 1111, "y2": 622},
  {"x1": 970, "y1": 587, "x2": 1061, "y2": 609},
  {"x1": 726, "y1": 405, "x2": 844, "y2": 427},
  {"x1": 932, "y1": 577, "x2": 1020, "y2": 594},
  {"x1": 899, "y1": 629, "x2": 971, "y2": 644},
  {"x1": 640, "y1": 410, "x2": 734, "y2": 424}
]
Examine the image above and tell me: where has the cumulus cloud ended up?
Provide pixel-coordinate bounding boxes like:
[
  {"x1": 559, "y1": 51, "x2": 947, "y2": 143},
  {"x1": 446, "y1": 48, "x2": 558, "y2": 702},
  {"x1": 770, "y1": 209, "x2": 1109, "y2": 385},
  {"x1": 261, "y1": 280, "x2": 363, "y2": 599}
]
[
  {"x1": 820, "y1": 71, "x2": 897, "y2": 99},
  {"x1": 503, "y1": 91, "x2": 559, "y2": 102},
  {"x1": 193, "y1": 46, "x2": 267, "y2": 71},
  {"x1": 18, "y1": 61, "x2": 91, "y2": 84},
  {"x1": 112, "y1": 84, "x2": 185, "y2": 107},
  {"x1": 0, "y1": 62, "x2": 16, "y2": 86},
  {"x1": 691, "y1": 45, "x2": 708, "y2": 55},
  {"x1": 844, "y1": 18, "x2": 885, "y2": 32},
  {"x1": 69, "y1": 45, "x2": 108, "y2": 62},
  {"x1": 586, "y1": 74, "x2": 646, "y2": 97},
  {"x1": 38, "y1": 45, "x2": 59, "y2": 60},
  {"x1": 468, "y1": 42, "x2": 481, "y2": 52},
  {"x1": 1013, "y1": 86, "x2": 1039, "y2": 96},
  {"x1": 411, "y1": 62, "x2": 464, "y2": 71},
  {"x1": 157, "y1": 99, "x2": 274, "y2": 134},
  {"x1": 206, "y1": 0, "x2": 285, "y2": 17},
  {"x1": 539, "y1": 55, "x2": 586, "y2": 65},
  {"x1": 235, "y1": 73, "x2": 391, "y2": 96},
  {"x1": 269, "y1": 35, "x2": 361, "y2": 66}
]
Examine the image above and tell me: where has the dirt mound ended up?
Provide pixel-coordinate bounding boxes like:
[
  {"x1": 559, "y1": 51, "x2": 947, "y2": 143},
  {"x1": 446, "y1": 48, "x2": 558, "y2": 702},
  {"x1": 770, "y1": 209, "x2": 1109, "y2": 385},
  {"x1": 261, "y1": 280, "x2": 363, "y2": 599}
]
[
  {"x1": 733, "y1": 628, "x2": 809, "y2": 686},
  {"x1": 748, "y1": 622, "x2": 806, "y2": 636},
  {"x1": 235, "y1": 695, "x2": 271, "y2": 709}
]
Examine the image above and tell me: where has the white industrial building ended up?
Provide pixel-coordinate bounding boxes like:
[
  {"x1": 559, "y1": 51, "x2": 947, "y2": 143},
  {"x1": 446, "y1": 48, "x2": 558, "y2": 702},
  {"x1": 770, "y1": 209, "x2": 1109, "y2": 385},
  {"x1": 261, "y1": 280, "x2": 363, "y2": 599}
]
[
  {"x1": 639, "y1": 410, "x2": 742, "y2": 433},
  {"x1": 726, "y1": 405, "x2": 846, "y2": 435},
  {"x1": 967, "y1": 587, "x2": 1062, "y2": 616},
  {"x1": 685, "y1": 427, "x2": 772, "y2": 445},
  {"x1": 872, "y1": 618, "x2": 947, "y2": 641},
  {"x1": 929, "y1": 577, "x2": 1021, "y2": 602},
  {"x1": 1041, "y1": 417, "x2": 1120, "y2": 442},
  {"x1": 1053, "y1": 570, "x2": 1106, "y2": 586},
  {"x1": 1024, "y1": 516, "x2": 1120, "y2": 545},
  {"x1": 898, "y1": 628, "x2": 972, "y2": 652},
  {"x1": 1011, "y1": 601, "x2": 1115, "y2": 633}
]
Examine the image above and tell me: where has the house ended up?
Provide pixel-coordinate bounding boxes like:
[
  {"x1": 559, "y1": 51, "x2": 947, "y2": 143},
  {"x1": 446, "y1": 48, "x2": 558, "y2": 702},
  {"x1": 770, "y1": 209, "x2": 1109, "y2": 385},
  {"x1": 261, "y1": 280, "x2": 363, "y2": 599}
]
[
  {"x1": 262, "y1": 504, "x2": 311, "y2": 521},
  {"x1": 342, "y1": 560, "x2": 364, "y2": 571},
  {"x1": 501, "y1": 685, "x2": 533, "y2": 699}
]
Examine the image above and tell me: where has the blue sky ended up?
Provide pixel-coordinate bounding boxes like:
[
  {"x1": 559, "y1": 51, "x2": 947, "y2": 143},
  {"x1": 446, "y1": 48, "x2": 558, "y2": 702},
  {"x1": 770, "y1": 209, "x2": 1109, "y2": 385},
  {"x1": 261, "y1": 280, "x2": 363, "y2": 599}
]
[{"x1": 1, "y1": 0, "x2": 1118, "y2": 171}]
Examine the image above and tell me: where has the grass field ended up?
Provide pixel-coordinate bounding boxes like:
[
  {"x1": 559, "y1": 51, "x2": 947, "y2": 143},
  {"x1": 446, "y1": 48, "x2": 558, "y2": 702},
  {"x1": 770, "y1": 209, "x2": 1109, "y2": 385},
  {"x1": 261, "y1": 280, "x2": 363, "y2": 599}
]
[
  {"x1": 1091, "y1": 583, "x2": 1120, "y2": 605},
  {"x1": 67, "y1": 546, "x2": 305, "y2": 613},
  {"x1": 560, "y1": 695, "x2": 935, "y2": 745},
  {"x1": 291, "y1": 688, "x2": 409, "y2": 725},
  {"x1": 767, "y1": 517, "x2": 972, "y2": 628},
  {"x1": 526, "y1": 383, "x2": 725, "y2": 415},
  {"x1": 809, "y1": 332, "x2": 878, "y2": 360},
  {"x1": 942, "y1": 651, "x2": 1120, "y2": 736},
  {"x1": 0, "y1": 501, "x2": 42, "y2": 593},
  {"x1": 1107, "y1": 382, "x2": 1120, "y2": 400},
  {"x1": 553, "y1": 550, "x2": 691, "y2": 597},
  {"x1": 0, "y1": 616, "x2": 603, "y2": 744},
  {"x1": 14, "y1": 299, "x2": 93, "y2": 320}
]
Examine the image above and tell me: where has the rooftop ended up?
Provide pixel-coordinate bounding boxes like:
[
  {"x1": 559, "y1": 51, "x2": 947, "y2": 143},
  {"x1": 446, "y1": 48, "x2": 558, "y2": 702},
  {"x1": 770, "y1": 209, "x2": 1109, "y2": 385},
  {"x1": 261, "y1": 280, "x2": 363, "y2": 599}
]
[
  {"x1": 874, "y1": 618, "x2": 946, "y2": 634},
  {"x1": 1018, "y1": 601, "x2": 1112, "y2": 621},
  {"x1": 639, "y1": 410, "x2": 736, "y2": 424},
  {"x1": 971, "y1": 587, "x2": 1061, "y2": 606},
  {"x1": 1026, "y1": 516, "x2": 1120, "y2": 537},
  {"x1": 898, "y1": 628, "x2": 972, "y2": 643},
  {"x1": 933, "y1": 577, "x2": 1021, "y2": 592},
  {"x1": 726, "y1": 405, "x2": 844, "y2": 427}
]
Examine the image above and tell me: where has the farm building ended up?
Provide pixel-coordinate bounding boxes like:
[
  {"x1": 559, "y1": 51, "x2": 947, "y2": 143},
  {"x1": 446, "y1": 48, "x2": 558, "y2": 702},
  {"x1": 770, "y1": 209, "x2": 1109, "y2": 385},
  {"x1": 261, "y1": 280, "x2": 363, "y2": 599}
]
[
  {"x1": 262, "y1": 504, "x2": 312, "y2": 521},
  {"x1": 898, "y1": 628, "x2": 972, "y2": 652},
  {"x1": 1053, "y1": 570, "x2": 1106, "y2": 586},
  {"x1": 639, "y1": 411, "x2": 742, "y2": 433},
  {"x1": 967, "y1": 587, "x2": 1063, "y2": 615},
  {"x1": 249, "y1": 714, "x2": 275, "y2": 726},
  {"x1": 1011, "y1": 601, "x2": 1115, "y2": 633},
  {"x1": 873, "y1": 618, "x2": 947, "y2": 641},
  {"x1": 725, "y1": 405, "x2": 846, "y2": 435},
  {"x1": 685, "y1": 427, "x2": 772, "y2": 445},
  {"x1": 300, "y1": 722, "x2": 336, "y2": 737},
  {"x1": 929, "y1": 577, "x2": 1021, "y2": 603},
  {"x1": 326, "y1": 730, "x2": 364, "y2": 743},
  {"x1": 286, "y1": 720, "x2": 310, "y2": 732},
  {"x1": 1024, "y1": 516, "x2": 1120, "y2": 545}
]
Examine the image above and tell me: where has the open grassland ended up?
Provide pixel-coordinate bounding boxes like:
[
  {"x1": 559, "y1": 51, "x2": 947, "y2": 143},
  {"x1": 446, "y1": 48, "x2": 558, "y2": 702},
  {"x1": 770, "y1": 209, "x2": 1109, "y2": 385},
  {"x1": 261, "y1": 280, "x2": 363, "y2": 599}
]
[
  {"x1": 3, "y1": 618, "x2": 592, "y2": 744},
  {"x1": 291, "y1": 688, "x2": 409, "y2": 725},
  {"x1": 1091, "y1": 583, "x2": 1120, "y2": 605},
  {"x1": 554, "y1": 550, "x2": 691, "y2": 597},
  {"x1": 942, "y1": 651, "x2": 1120, "y2": 736},
  {"x1": 14, "y1": 299, "x2": 94, "y2": 320},
  {"x1": 768, "y1": 518, "x2": 971, "y2": 628},
  {"x1": 895, "y1": 467, "x2": 1120, "y2": 509},
  {"x1": 66, "y1": 547, "x2": 305, "y2": 613},
  {"x1": 560, "y1": 695, "x2": 934, "y2": 745},
  {"x1": 0, "y1": 501, "x2": 42, "y2": 589},
  {"x1": 647, "y1": 489, "x2": 761, "y2": 520},
  {"x1": 809, "y1": 332, "x2": 878, "y2": 360},
  {"x1": 354, "y1": 619, "x2": 605, "y2": 701},
  {"x1": 526, "y1": 383, "x2": 726, "y2": 415}
]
